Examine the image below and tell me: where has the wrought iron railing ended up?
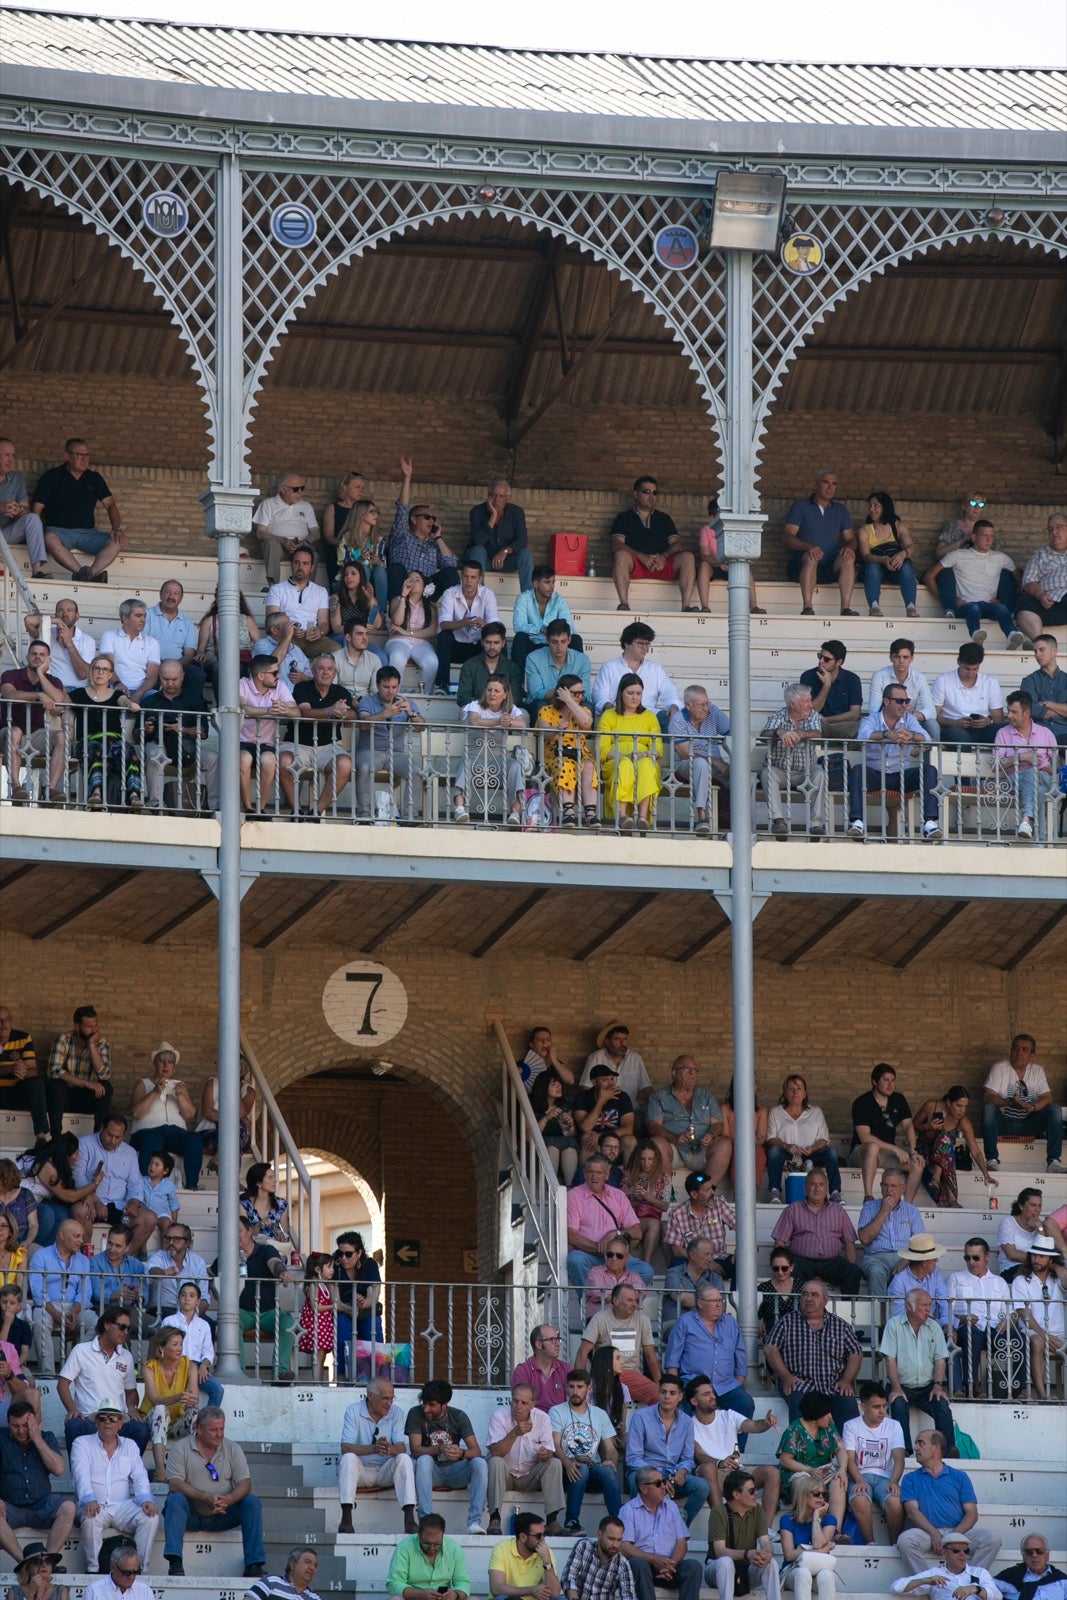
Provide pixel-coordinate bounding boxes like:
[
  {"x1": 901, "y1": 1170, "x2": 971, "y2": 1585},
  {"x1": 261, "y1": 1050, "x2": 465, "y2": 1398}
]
[{"x1": 495, "y1": 1020, "x2": 568, "y2": 1288}]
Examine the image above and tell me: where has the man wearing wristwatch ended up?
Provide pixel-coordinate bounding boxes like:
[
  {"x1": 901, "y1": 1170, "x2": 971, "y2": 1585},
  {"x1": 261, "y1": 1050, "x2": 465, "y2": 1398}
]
[{"x1": 891, "y1": 1529, "x2": 1002, "y2": 1600}]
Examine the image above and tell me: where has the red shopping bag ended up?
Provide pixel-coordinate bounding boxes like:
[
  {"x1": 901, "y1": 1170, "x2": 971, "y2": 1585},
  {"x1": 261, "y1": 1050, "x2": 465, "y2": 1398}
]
[{"x1": 548, "y1": 533, "x2": 587, "y2": 576}]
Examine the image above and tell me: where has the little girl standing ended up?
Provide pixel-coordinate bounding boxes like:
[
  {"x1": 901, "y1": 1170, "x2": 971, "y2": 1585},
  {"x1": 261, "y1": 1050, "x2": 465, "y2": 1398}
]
[{"x1": 298, "y1": 1251, "x2": 338, "y2": 1380}]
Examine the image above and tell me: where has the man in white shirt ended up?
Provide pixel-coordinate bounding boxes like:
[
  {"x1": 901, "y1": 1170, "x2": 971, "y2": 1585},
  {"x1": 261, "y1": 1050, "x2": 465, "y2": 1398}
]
[
  {"x1": 932, "y1": 643, "x2": 1005, "y2": 747},
  {"x1": 579, "y1": 1022, "x2": 651, "y2": 1102},
  {"x1": 844, "y1": 1379, "x2": 906, "y2": 1542},
  {"x1": 593, "y1": 623, "x2": 681, "y2": 725},
  {"x1": 891, "y1": 1529, "x2": 1001, "y2": 1600},
  {"x1": 265, "y1": 546, "x2": 335, "y2": 658},
  {"x1": 57, "y1": 1305, "x2": 150, "y2": 1456},
  {"x1": 687, "y1": 1376, "x2": 779, "y2": 1518},
  {"x1": 99, "y1": 600, "x2": 160, "y2": 704},
  {"x1": 925, "y1": 521, "x2": 1024, "y2": 647},
  {"x1": 485, "y1": 1385, "x2": 566, "y2": 1537},
  {"x1": 947, "y1": 1240, "x2": 1022, "y2": 1398},
  {"x1": 982, "y1": 1034, "x2": 1063, "y2": 1175},
  {"x1": 867, "y1": 638, "x2": 937, "y2": 734},
  {"x1": 24, "y1": 598, "x2": 96, "y2": 688},
  {"x1": 84, "y1": 1541, "x2": 156, "y2": 1600},
  {"x1": 70, "y1": 1404, "x2": 158, "y2": 1574},
  {"x1": 434, "y1": 559, "x2": 501, "y2": 690},
  {"x1": 252, "y1": 470, "x2": 319, "y2": 584}
]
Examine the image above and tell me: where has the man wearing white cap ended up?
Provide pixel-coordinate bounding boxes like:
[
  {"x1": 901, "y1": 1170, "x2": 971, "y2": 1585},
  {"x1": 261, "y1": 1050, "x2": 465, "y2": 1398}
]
[
  {"x1": 70, "y1": 1404, "x2": 158, "y2": 1574},
  {"x1": 891, "y1": 1530, "x2": 1001, "y2": 1600}
]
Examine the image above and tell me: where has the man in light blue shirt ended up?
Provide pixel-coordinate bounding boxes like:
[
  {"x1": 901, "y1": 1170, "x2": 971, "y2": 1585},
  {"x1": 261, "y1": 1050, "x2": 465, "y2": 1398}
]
[
  {"x1": 663, "y1": 1287, "x2": 753, "y2": 1420},
  {"x1": 857, "y1": 1169, "x2": 925, "y2": 1299},
  {"x1": 253, "y1": 619, "x2": 311, "y2": 687},
  {"x1": 512, "y1": 568, "x2": 582, "y2": 672},
  {"x1": 72, "y1": 1116, "x2": 157, "y2": 1257},
  {"x1": 29, "y1": 1218, "x2": 91, "y2": 1375},
  {"x1": 849, "y1": 683, "x2": 942, "y2": 840},
  {"x1": 625, "y1": 1380, "x2": 708, "y2": 1527},
  {"x1": 145, "y1": 579, "x2": 204, "y2": 696},
  {"x1": 667, "y1": 687, "x2": 730, "y2": 835},
  {"x1": 868, "y1": 638, "x2": 937, "y2": 733},
  {"x1": 525, "y1": 620, "x2": 592, "y2": 716},
  {"x1": 620, "y1": 1467, "x2": 702, "y2": 1600}
]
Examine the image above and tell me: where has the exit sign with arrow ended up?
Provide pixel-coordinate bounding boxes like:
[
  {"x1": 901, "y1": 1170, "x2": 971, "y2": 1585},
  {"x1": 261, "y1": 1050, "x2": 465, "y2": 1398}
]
[{"x1": 393, "y1": 1239, "x2": 421, "y2": 1267}]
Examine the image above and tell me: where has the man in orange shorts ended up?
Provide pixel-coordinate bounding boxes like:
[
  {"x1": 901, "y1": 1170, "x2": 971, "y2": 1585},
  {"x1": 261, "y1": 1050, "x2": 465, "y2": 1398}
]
[{"x1": 611, "y1": 476, "x2": 697, "y2": 611}]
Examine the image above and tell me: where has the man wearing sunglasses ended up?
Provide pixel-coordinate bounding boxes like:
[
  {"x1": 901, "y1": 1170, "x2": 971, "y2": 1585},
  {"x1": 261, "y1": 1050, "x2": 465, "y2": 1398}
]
[
  {"x1": 70, "y1": 1405, "x2": 158, "y2": 1576},
  {"x1": 83, "y1": 1541, "x2": 155, "y2": 1599},
  {"x1": 252, "y1": 470, "x2": 319, "y2": 586},
  {"x1": 163, "y1": 1404, "x2": 265, "y2": 1578},
  {"x1": 995, "y1": 1531, "x2": 1065, "y2": 1600},
  {"x1": 848, "y1": 683, "x2": 942, "y2": 841},
  {"x1": 618, "y1": 1464, "x2": 702, "y2": 1600},
  {"x1": 57, "y1": 1304, "x2": 150, "y2": 1456}
]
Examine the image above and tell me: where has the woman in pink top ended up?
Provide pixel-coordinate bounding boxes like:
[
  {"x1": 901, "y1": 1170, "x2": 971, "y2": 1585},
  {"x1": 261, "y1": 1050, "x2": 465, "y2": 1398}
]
[{"x1": 697, "y1": 496, "x2": 764, "y2": 614}]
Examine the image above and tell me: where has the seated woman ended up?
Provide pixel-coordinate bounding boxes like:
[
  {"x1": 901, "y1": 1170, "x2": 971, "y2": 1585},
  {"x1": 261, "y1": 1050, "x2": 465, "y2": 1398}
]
[
  {"x1": 160, "y1": 1279, "x2": 224, "y2": 1408},
  {"x1": 194, "y1": 587, "x2": 261, "y2": 700},
  {"x1": 197, "y1": 1070, "x2": 256, "y2": 1171},
  {"x1": 16, "y1": 1134, "x2": 97, "y2": 1247},
  {"x1": 621, "y1": 1140, "x2": 671, "y2": 1264},
  {"x1": 329, "y1": 559, "x2": 388, "y2": 658},
  {"x1": 596, "y1": 672, "x2": 662, "y2": 831},
  {"x1": 520, "y1": 1027, "x2": 574, "y2": 1089},
  {"x1": 1011, "y1": 1236, "x2": 1066, "y2": 1399},
  {"x1": 858, "y1": 491, "x2": 919, "y2": 619},
  {"x1": 0, "y1": 1160, "x2": 37, "y2": 1248},
  {"x1": 0, "y1": 1208, "x2": 27, "y2": 1292},
  {"x1": 321, "y1": 471, "x2": 366, "y2": 589},
  {"x1": 780, "y1": 1471, "x2": 840, "y2": 1600},
  {"x1": 766, "y1": 1075, "x2": 841, "y2": 1201},
  {"x1": 697, "y1": 495, "x2": 764, "y2": 614},
  {"x1": 139, "y1": 1324, "x2": 200, "y2": 1480},
  {"x1": 240, "y1": 1161, "x2": 293, "y2": 1248},
  {"x1": 778, "y1": 1393, "x2": 848, "y2": 1531},
  {"x1": 331, "y1": 493, "x2": 388, "y2": 611},
  {"x1": 130, "y1": 1045, "x2": 203, "y2": 1191},
  {"x1": 453, "y1": 674, "x2": 530, "y2": 826},
  {"x1": 914, "y1": 1086, "x2": 996, "y2": 1208},
  {"x1": 528, "y1": 1069, "x2": 579, "y2": 1186},
  {"x1": 998, "y1": 1187, "x2": 1045, "y2": 1281},
  {"x1": 758, "y1": 1245, "x2": 800, "y2": 1340},
  {"x1": 385, "y1": 571, "x2": 439, "y2": 689},
  {"x1": 535, "y1": 673, "x2": 598, "y2": 829},
  {"x1": 67, "y1": 653, "x2": 143, "y2": 808}
]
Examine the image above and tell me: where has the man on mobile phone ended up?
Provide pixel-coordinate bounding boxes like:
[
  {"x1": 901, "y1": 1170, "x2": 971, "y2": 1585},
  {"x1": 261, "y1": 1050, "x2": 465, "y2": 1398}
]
[{"x1": 387, "y1": 1512, "x2": 471, "y2": 1600}]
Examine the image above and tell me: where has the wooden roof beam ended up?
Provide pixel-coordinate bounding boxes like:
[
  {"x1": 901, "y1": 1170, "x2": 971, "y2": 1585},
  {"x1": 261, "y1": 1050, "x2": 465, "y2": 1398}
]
[
  {"x1": 363, "y1": 885, "x2": 447, "y2": 952},
  {"x1": 471, "y1": 889, "x2": 548, "y2": 959},
  {"x1": 29, "y1": 870, "x2": 139, "y2": 940},
  {"x1": 892, "y1": 901, "x2": 970, "y2": 970},
  {"x1": 575, "y1": 892, "x2": 658, "y2": 961},
  {"x1": 781, "y1": 897, "x2": 867, "y2": 967},
  {"x1": 1002, "y1": 904, "x2": 1067, "y2": 972}
]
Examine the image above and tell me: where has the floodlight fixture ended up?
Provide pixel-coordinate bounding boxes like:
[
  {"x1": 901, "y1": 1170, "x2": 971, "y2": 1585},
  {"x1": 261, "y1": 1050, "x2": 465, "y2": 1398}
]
[{"x1": 709, "y1": 171, "x2": 787, "y2": 252}]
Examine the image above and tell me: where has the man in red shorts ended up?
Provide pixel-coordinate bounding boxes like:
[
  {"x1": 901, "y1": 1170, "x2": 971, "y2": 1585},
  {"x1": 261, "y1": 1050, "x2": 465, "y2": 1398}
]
[{"x1": 611, "y1": 477, "x2": 697, "y2": 612}]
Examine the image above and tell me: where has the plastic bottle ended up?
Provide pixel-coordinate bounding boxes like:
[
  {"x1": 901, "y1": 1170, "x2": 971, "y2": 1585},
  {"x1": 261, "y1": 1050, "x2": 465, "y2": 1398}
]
[{"x1": 588, "y1": 556, "x2": 597, "y2": 578}]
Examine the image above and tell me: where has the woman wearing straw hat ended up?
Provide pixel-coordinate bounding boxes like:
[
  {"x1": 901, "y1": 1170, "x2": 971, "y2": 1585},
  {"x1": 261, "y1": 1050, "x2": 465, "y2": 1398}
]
[
  {"x1": 129, "y1": 1046, "x2": 203, "y2": 1192},
  {"x1": 1010, "y1": 1234, "x2": 1066, "y2": 1400}
]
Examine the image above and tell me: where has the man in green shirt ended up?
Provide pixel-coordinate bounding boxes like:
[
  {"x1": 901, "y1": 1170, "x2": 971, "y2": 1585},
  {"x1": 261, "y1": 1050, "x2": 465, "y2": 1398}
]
[
  {"x1": 707, "y1": 1470, "x2": 780, "y2": 1600},
  {"x1": 387, "y1": 1513, "x2": 472, "y2": 1600},
  {"x1": 456, "y1": 623, "x2": 523, "y2": 709}
]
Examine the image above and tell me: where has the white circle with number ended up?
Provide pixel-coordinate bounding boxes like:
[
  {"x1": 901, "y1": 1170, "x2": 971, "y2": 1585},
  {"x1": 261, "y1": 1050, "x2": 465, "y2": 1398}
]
[{"x1": 322, "y1": 960, "x2": 408, "y2": 1049}]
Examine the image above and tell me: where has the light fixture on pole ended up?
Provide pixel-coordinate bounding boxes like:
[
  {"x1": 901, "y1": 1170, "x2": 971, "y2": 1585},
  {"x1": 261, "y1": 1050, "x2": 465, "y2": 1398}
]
[{"x1": 709, "y1": 171, "x2": 786, "y2": 252}]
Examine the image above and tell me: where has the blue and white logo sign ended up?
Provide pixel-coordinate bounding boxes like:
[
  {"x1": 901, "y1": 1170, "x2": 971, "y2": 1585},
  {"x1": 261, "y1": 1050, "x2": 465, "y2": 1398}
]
[
  {"x1": 271, "y1": 202, "x2": 316, "y2": 249},
  {"x1": 653, "y1": 225, "x2": 699, "y2": 270},
  {"x1": 142, "y1": 191, "x2": 189, "y2": 239}
]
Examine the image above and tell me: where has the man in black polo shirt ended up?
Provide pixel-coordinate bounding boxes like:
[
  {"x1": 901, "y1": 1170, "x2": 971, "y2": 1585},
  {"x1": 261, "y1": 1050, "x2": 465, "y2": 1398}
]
[
  {"x1": 288, "y1": 654, "x2": 355, "y2": 818},
  {"x1": 140, "y1": 661, "x2": 218, "y2": 812},
  {"x1": 0, "y1": 1398, "x2": 76, "y2": 1566},
  {"x1": 851, "y1": 1064, "x2": 924, "y2": 1203},
  {"x1": 611, "y1": 476, "x2": 697, "y2": 612},
  {"x1": 33, "y1": 439, "x2": 127, "y2": 583},
  {"x1": 216, "y1": 1219, "x2": 295, "y2": 1380}
]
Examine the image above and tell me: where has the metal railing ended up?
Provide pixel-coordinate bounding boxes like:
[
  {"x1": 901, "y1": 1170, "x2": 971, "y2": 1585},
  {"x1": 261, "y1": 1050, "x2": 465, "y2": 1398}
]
[
  {"x1": 240, "y1": 1030, "x2": 320, "y2": 1266},
  {"x1": 495, "y1": 1021, "x2": 568, "y2": 1288},
  {"x1": 2, "y1": 708, "x2": 1064, "y2": 844},
  {"x1": 0, "y1": 530, "x2": 42, "y2": 671}
]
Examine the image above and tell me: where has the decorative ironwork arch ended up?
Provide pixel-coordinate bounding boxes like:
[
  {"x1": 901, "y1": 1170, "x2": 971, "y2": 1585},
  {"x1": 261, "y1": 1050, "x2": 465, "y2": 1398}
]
[
  {"x1": 239, "y1": 170, "x2": 728, "y2": 466},
  {"x1": 0, "y1": 146, "x2": 220, "y2": 456}
]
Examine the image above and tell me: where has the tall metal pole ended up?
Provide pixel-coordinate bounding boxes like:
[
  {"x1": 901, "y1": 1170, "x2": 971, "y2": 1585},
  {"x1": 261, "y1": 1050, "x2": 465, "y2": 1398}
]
[
  {"x1": 721, "y1": 249, "x2": 765, "y2": 1370},
  {"x1": 200, "y1": 150, "x2": 256, "y2": 1384}
]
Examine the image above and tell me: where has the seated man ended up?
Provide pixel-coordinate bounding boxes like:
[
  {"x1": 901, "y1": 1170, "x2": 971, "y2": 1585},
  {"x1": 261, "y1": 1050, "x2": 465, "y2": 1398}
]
[
  {"x1": 335, "y1": 617, "x2": 380, "y2": 700},
  {"x1": 619, "y1": 1464, "x2": 702, "y2": 1600},
  {"x1": 489, "y1": 1512, "x2": 562, "y2": 1600},
  {"x1": 800, "y1": 639, "x2": 863, "y2": 740},
  {"x1": 435, "y1": 559, "x2": 501, "y2": 689},
  {"x1": 354, "y1": 665, "x2": 426, "y2": 822},
  {"x1": 576, "y1": 1284, "x2": 660, "y2": 1406},
  {"x1": 485, "y1": 1386, "x2": 566, "y2": 1537},
  {"x1": 72, "y1": 1116, "x2": 157, "y2": 1257},
  {"x1": 405, "y1": 1378, "x2": 488, "y2": 1536},
  {"x1": 24, "y1": 597, "x2": 97, "y2": 691},
  {"x1": 688, "y1": 1380, "x2": 779, "y2": 1519},
  {"x1": 580, "y1": 1023, "x2": 651, "y2": 1104},
  {"x1": 982, "y1": 1034, "x2": 1062, "y2": 1176},
  {"x1": 146, "y1": 1223, "x2": 210, "y2": 1319},
  {"x1": 759, "y1": 684, "x2": 828, "y2": 837},
  {"x1": 57, "y1": 1303, "x2": 150, "y2": 1455},
  {"x1": 662, "y1": 1237, "x2": 726, "y2": 1335},
  {"x1": 512, "y1": 567, "x2": 582, "y2": 675},
  {"x1": 28, "y1": 1218, "x2": 91, "y2": 1377},
  {"x1": 85, "y1": 1542, "x2": 156, "y2": 1599},
  {"x1": 338, "y1": 1376, "x2": 417, "y2": 1535},
  {"x1": 772, "y1": 1167, "x2": 861, "y2": 1292},
  {"x1": 947, "y1": 1239, "x2": 1020, "y2": 1398},
  {"x1": 857, "y1": 1170, "x2": 924, "y2": 1302},
  {"x1": 996, "y1": 1533, "x2": 1065, "y2": 1600},
  {"x1": 386, "y1": 460, "x2": 461, "y2": 602},
  {"x1": 892, "y1": 1528, "x2": 1002, "y2": 1600},
  {"x1": 880, "y1": 1291, "x2": 954, "y2": 1459},
  {"x1": 706, "y1": 1468, "x2": 782, "y2": 1600},
  {"x1": 888, "y1": 1243, "x2": 951, "y2": 1333},
  {"x1": 573, "y1": 1066, "x2": 636, "y2": 1165},
  {"x1": 1013, "y1": 512, "x2": 1067, "y2": 642},
  {"x1": 661, "y1": 1173, "x2": 735, "y2": 1280},
  {"x1": 664, "y1": 1286, "x2": 754, "y2": 1421},
  {"x1": 456, "y1": 621, "x2": 523, "y2": 709},
  {"x1": 252, "y1": 612, "x2": 312, "y2": 686},
  {"x1": 925, "y1": 521, "x2": 1024, "y2": 646},
  {"x1": 265, "y1": 544, "x2": 335, "y2": 658},
  {"x1": 33, "y1": 438, "x2": 126, "y2": 583},
  {"x1": 252, "y1": 470, "x2": 319, "y2": 586},
  {"x1": 140, "y1": 661, "x2": 218, "y2": 813},
  {"x1": 868, "y1": 638, "x2": 937, "y2": 735},
  {"x1": 99, "y1": 601, "x2": 161, "y2": 705},
  {"x1": 562, "y1": 1515, "x2": 634, "y2": 1600},
  {"x1": 626, "y1": 1378, "x2": 708, "y2": 1526},
  {"x1": 0, "y1": 1006, "x2": 58, "y2": 1148},
  {"x1": 71, "y1": 1404, "x2": 158, "y2": 1576},
  {"x1": 550, "y1": 1367, "x2": 621, "y2": 1533},
  {"x1": 466, "y1": 480, "x2": 534, "y2": 592},
  {"x1": 571, "y1": 1130, "x2": 625, "y2": 1191},
  {"x1": 897, "y1": 1430, "x2": 1001, "y2": 1575},
  {"x1": 144, "y1": 580, "x2": 205, "y2": 697},
  {"x1": 647, "y1": 1055, "x2": 734, "y2": 1190},
  {"x1": 763, "y1": 1279, "x2": 862, "y2": 1431},
  {"x1": 89, "y1": 1226, "x2": 147, "y2": 1322},
  {"x1": 848, "y1": 682, "x2": 942, "y2": 841},
  {"x1": 851, "y1": 1063, "x2": 924, "y2": 1204},
  {"x1": 584, "y1": 1233, "x2": 648, "y2": 1319},
  {"x1": 843, "y1": 1380, "x2": 906, "y2": 1544},
  {"x1": 525, "y1": 619, "x2": 593, "y2": 718},
  {"x1": 611, "y1": 476, "x2": 697, "y2": 612},
  {"x1": 386, "y1": 1512, "x2": 471, "y2": 1600},
  {"x1": 0, "y1": 640, "x2": 67, "y2": 803},
  {"x1": 592, "y1": 624, "x2": 681, "y2": 723},
  {"x1": 512, "y1": 1325, "x2": 570, "y2": 1413},
  {"x1": 933, "y1": 643, "x2": 1005, "y2": 747},
  {"x1": 288, "y1": 653, "x2": 355, "y2": 819},
  {"x1": 163, "y1": 1404, "x2": 265, "y2": 1579},
  {"x1": 0, "y1": 1399, "x2": 76, "y2": 1569},
  {"x1": 566, "y1": 1156, "x2": 652, "y2": 1287},
  {"x1": 668, "y1": 685, "x2": 730, "y2": 834},
  {"x1": 1020, "y1": 634, "x2": 1067, "y2": 748},
  {"x1": 993, "y1": 691, "x2": 1058, "y2": 840},
  {"x1": 0, "y1": 437, "x2": 48, "y2": 576},
  {"x1": 781, "y1": 469, "x2": 856, "y2": 616}
]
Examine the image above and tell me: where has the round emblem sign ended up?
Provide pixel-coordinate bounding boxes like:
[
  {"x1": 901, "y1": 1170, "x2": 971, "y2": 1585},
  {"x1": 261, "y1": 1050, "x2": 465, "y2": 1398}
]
[
  {"x1": 142, "y1": 191, "x2": 189, "y2": 238},
  {"x1": 271, "y1": 202, "x2": 316, "y2": 248},
  {"x1": 653, "y1": 225, "x2": 699, "y2": 270},
  {"x1": 781, "y1": 231, "x2": 824, "y2": 276},
  {"x1": 322, "y1": 960, "x2": 408, "y2": 1049}
]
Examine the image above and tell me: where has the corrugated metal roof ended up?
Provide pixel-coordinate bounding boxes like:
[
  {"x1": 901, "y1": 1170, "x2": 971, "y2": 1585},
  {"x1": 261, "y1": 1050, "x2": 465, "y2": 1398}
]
[{"x1": 2, "y1": 7, "x2": 1065, "y2": 133}]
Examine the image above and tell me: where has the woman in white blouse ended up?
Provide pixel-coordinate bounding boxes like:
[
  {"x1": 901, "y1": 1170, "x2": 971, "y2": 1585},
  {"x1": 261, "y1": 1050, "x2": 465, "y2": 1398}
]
[
  {"x1": 765, "y1": 1074, "x2": 841, "y2": 1200},
  {"x1": 998, "y1": 1186, "x2": 1045, "y2": 1280}
]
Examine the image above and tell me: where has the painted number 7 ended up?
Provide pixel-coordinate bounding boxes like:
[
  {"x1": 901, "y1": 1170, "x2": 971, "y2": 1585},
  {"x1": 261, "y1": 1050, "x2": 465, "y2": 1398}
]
[{"x1": 346, "y1": 971, "x2": 385, "y2": 1035}]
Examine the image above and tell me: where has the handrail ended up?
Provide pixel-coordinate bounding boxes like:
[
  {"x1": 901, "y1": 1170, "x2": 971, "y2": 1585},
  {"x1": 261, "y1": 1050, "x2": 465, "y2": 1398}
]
[
  {"x1": 240, "y1": 1028, "x2": 320, "y2": 1259},
  {"x1": 493, "y1": 1020, "x2": 567, "y2": 1286},
  {"x1": 0, "y1": 530, "x2": 40, "y2": 670}
]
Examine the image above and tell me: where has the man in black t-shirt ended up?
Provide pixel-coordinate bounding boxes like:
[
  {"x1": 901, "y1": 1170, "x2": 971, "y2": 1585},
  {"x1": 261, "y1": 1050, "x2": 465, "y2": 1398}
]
[
  {"x1": 217, "y1": 1218, "x2": 295, "y2": 1379},
  {"x1": 287, "y1": 654, "x2": 354, "y2": 818},
  {"x1": 404, "y1": 1378, "x2": 488, "y2": 1532},
  {"x1": 851, "y1": 1064, "x2": 924, "y2": 1202},
  {"x1": 33, "y1": 439, "x2": 127, "y2": 582},
  {"x1": 611, "y1": 476, "x2": 697, "y2": 612},
  {"x1": 573, "y1": 1065, "x2": 636, "y2": 1163}
]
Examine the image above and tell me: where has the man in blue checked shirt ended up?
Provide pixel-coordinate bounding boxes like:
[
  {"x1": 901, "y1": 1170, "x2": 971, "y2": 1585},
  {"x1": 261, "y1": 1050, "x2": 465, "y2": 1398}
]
[
  {"x1": 848, "y1": 683, "x2": 942, "y2": 841},
  {"x1": 88, "y1": 1226, "x2": 147, "y2": 1318},
  {"x1": 624, "y1": 1377, "x2": 708, "y2": 1526}
]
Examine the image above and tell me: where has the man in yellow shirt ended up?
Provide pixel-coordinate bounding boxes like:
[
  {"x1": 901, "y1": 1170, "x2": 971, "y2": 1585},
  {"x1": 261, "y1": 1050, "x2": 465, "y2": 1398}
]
[{"x1": 490, "y1": 1512, "x2": 562, "y2": 1600}]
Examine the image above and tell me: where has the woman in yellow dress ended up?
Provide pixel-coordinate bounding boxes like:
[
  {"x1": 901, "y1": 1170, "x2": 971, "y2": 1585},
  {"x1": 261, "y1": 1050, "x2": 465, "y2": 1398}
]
[
  {"x1": 597, "y1": 673, "x2": 662, "y2": 829},
  {"x1": 535, "y1": 673, "x2": 598, "y2": 829},
  {"x1": 140, "y1": 1325, "x2": 200, "y2": 1480}
]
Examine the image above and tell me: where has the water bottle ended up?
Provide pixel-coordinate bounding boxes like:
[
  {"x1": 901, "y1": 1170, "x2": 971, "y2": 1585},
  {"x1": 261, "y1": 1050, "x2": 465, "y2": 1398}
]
[{"x1": 588, "y1": 556, "x2": 597, "y2": 578}]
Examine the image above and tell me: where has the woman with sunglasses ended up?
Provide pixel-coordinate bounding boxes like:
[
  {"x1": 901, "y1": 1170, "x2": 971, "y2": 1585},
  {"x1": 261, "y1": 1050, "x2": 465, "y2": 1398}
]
[
  {"x1": 334, "y1": 1230, "x2": 382, "y2": 1377},
  {"x1": 913, "y1": 1088, "x2": 995, "y2": 1208},
  {"x1": 780, "y1": 1472, "x2": 840, "y2": 1600},
  {"x1": 8, "y1": 1543, "x2": 70, "y2": 1600},
  {"x1": 67, "y1": 654, "x2": 143, "y2": 809},
  {"x1": 758, "y1": 1247, "x2": 800, "y2": 1340},
  {"x1": 1010, "y1": 1234, "x2": 1066, "y2": 1399},
  {"x1": 535, "y1": 673, "x2": 598, "y2": 829},
  {"x1": 777, "y1": 1392, "x2": 848, "y2": 1528}
]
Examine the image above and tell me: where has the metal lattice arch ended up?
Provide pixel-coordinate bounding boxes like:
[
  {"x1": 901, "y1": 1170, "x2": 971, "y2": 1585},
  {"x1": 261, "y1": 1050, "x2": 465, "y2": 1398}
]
[
  {"x1": 239, "y1": 170, "x2": 730, "y2": 468},
  {"x1": 750, "y1": 202, "x2": 1067, "y2": 465},
  {"x1": 1, "y1": 144, "x2": 220, "y2": 456}
]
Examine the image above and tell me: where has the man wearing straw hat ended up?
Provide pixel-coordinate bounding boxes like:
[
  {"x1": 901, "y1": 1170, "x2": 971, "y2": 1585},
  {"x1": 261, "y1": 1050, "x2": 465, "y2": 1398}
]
[
  {"x1": 888, "y1": 1235, "x2": 952, "y2": 1335},
  {"x1": 580, "y1": 1024, "x2": 651, "y2": 1107},
  {"x1": 880, "y1": 1286, "x2": 955, "y2": 1454}
]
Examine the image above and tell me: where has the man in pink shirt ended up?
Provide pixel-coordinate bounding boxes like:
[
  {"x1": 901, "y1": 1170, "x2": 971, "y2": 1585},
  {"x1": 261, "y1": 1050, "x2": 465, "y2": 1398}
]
[
  {"x1": 993, "y1": 690, "x2": 1058, "y2": 840},
  {"x1": 567, "y1": 1156, "x2": 653, "y2": 1287},
  {"x1": 238, "y1": 656, "x2": 296, "y2": 815},
  {"x1": 511, "y1": 1325, "x2": 570, "y2": 1411},
  {"x1": 585, "y1": 1232, "x2": 648, "y2": 1319},
  {"x1": 771, "y1": 1167, "x2": 862, "y2": 1293}
]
